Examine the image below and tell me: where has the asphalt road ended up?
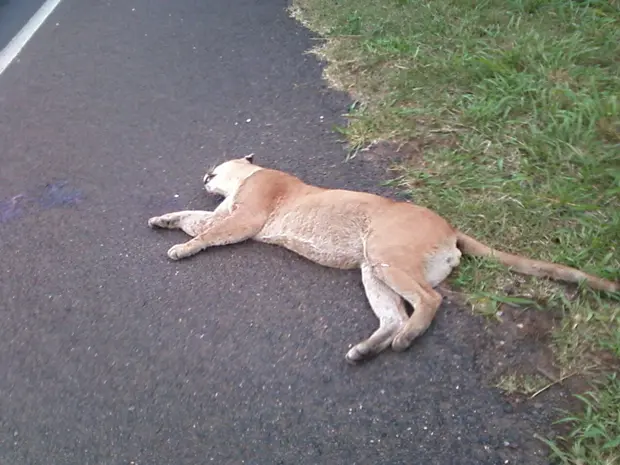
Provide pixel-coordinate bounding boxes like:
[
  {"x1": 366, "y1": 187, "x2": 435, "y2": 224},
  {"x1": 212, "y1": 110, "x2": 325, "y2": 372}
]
[
  {"x1": 0, "y1": 0, "x2": 45, "y2": 51},
  {"x1": 0, "y1": 1, "x2": 552, "y2": 464}
]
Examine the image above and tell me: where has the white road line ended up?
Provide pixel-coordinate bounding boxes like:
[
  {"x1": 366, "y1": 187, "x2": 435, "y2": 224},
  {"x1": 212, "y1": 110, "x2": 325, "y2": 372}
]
[{"x1": 0, "y1": 0, "x2": 64, "y2": 76}]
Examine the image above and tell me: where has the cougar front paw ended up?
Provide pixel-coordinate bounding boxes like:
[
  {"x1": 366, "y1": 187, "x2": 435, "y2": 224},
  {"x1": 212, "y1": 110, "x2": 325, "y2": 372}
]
[
  {"x1": 148, "y1": 216, "x2": 167, "y2": 228},
  {"x1": 345, "y1": 342, "x2": 379, "y2": 364},
  {"x1": 345, "y1": 345, "x2": 368, "y2": 364},
  {"x1": 167, "y1": 244, "x2": 190, "y2": 260}
]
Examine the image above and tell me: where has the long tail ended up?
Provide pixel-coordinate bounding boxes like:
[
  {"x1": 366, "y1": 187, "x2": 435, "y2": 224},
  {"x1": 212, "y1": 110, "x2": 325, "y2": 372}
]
[{"x1": 455, "y1": 231, "x2": 619, "y2": 293}]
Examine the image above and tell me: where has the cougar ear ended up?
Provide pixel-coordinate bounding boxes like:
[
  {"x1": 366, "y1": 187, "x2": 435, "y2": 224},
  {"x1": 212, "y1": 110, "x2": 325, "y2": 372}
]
[{"x1": 244, "y1": 153, "x2": 254, "y2": 164}]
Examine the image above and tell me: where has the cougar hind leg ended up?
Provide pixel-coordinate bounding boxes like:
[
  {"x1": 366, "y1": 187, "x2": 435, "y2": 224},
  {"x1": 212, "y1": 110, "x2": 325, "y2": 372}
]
[
  {"x1": 346, "y1": 263, "x2": 408, "y2": 364},
  {"x1": 371, "y1": 264, "x2": 443, "y2": 352}
]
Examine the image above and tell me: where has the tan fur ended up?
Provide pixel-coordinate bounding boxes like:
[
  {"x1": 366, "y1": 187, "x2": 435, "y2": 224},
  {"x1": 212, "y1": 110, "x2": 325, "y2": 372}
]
[{"x1": 148, "y1": 155, "x2": 619, "y2": 363}]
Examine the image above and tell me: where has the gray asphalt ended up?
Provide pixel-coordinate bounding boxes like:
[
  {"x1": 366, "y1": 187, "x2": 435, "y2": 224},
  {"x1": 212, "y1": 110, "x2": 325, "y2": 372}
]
[
  {"x1": 0, "y1": 0, "x2": 45, "y2": 50},
  {"x1": 0, "y1": 1, "x2": 552, "y2": 464}
]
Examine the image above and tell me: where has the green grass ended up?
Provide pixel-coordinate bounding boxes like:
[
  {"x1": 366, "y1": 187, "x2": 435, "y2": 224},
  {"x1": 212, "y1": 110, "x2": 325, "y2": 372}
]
[
  {"x1": 290, "y1": 0, "x2": 620, "y2": 462},
  {"x1": 537, "y1": 373, "x2": 620, "y2": 465},
  {"x1": 495, "y1": 373, "x2": 550, "y2": 396}
]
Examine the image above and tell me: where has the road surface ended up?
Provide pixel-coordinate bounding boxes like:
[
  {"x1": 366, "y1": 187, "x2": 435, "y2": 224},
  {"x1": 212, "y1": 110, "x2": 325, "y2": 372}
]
[
  {"x1": 0, "y1": 1, "x2": 551, "y2": 464},
  {"x1": 0, "y1": 0, "x2": 45, "y2": 51}
]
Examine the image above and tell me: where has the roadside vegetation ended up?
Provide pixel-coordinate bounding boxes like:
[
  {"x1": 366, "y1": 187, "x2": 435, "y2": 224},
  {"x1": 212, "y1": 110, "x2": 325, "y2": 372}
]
[{"x1": 289, "y1": 0, "x2": 620, "y2": 463}]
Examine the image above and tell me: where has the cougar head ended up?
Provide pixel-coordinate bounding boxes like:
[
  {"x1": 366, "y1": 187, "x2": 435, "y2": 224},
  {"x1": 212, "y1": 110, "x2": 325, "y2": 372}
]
[{"x1": 203, "y1": 154, "x2": 259, "y2": 197}]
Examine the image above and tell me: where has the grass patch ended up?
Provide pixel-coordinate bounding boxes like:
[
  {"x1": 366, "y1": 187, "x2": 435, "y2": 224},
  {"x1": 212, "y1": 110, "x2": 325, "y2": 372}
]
[
  {"x1": 495, "y1": 373, "x2": 550, "y2": 396},
  {"x1": 290, "y1": 0, "x2": 620, "y2": 461},
  {"x1": 537, "y1": 373, "x2": 620, "y2": 465}
]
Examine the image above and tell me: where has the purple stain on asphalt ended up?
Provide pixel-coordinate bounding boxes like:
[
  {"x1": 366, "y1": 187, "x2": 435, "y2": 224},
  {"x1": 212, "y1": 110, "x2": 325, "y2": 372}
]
[
  {"x1": 0, "y1": 194, "x2": 26, "y2": 223},
  {"x1": 0, "y1": 181, "x2": 83, "y2": 224},
  {"x1": 36, "y1": 181, "x2": 83, "y2": 208}
]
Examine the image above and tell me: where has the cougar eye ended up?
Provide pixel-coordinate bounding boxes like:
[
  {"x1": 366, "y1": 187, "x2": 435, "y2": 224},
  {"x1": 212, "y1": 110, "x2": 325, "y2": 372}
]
[{"x1": 203, "y1": 172, "x2": 215, "y2": 184}]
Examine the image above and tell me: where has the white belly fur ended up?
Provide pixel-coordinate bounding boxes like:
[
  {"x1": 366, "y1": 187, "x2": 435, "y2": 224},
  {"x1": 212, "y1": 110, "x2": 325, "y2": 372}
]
[{"x1": 256, "y1": 211, "x2": 364, "y2": 269}]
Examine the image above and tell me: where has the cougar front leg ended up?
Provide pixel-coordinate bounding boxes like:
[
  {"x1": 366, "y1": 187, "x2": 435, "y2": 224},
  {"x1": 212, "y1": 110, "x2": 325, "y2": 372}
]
[
  {"x1": 167, "y1": 208, "x2": 266, "y2": 260},
  {"x1": 148, "y1": 211, "x2": 214, "y2": 236},
  {"x1": 346, "y1": 263, "x2": 408, "y2": 364}
]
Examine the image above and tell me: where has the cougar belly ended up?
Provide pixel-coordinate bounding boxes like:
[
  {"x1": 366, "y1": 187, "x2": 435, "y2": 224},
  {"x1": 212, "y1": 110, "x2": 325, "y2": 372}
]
[{"x1": 256, "y1": 211, "x2": 364, "y2": 269}]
